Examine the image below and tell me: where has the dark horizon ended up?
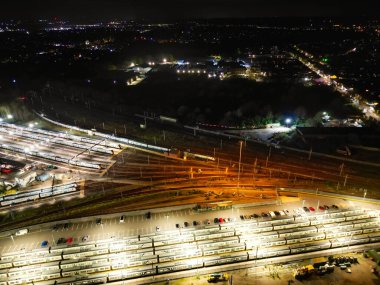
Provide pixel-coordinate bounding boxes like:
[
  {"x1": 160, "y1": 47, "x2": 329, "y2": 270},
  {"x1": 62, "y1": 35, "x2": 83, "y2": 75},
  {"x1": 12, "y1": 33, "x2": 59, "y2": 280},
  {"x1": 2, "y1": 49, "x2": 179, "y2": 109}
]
[{"x1": 1, "y1": 0, "x2": 379, "y2": 22}]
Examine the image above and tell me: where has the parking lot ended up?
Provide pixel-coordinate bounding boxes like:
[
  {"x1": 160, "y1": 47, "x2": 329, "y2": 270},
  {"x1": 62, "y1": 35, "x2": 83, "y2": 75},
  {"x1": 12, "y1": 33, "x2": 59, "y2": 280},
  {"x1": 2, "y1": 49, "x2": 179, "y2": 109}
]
[{"x1": 1, "y1": 194, "x2": 376, "y2": 253}]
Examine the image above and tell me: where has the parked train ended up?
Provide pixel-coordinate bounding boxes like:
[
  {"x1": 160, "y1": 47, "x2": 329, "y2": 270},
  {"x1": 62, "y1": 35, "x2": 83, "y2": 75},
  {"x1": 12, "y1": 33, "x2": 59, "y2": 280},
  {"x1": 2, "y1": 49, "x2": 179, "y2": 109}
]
[
  {"x1": 3, "y1": 232, "x2": 379, "y2": 285},
  {"x1": 0, "y1": 183, "x2": 78, "y2": 207}
]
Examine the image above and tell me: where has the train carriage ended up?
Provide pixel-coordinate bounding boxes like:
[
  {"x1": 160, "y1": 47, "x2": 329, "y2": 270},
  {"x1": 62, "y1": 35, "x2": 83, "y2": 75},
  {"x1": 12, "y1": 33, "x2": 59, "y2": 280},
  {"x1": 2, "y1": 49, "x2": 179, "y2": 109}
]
[
  {"x1": 289, "y1": 241, "x2": 331, "y2": 254},
  {"x1": 256, "y1": 245, "x2": 290, "y2": 259}
]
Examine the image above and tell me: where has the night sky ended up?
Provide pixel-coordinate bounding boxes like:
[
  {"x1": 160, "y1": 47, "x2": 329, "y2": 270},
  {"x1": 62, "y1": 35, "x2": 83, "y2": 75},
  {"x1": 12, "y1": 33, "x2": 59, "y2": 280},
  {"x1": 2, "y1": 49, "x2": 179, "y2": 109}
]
[{"x1": 1, "y1": 0, "x2": 379, "y2": 21}]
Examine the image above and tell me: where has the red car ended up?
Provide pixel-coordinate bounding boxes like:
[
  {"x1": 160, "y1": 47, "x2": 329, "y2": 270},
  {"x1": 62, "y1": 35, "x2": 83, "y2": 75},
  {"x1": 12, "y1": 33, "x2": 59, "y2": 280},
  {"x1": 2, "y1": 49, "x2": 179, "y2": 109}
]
[
  {"x1": 219, "y1": 218, "x2": 223, "y2": 223},
  {"x1": 319, "y1": 206, "x2": 325, "y2": 211},
  {"x1": 309, "y1": 207, "x2": 315, "y2": 212},
  {"x1": 1, "y1": 168, "x2": 13, "y2": 174},
  {"x1": 66, "y1": 237, "x2": 73, "y2": 244}
]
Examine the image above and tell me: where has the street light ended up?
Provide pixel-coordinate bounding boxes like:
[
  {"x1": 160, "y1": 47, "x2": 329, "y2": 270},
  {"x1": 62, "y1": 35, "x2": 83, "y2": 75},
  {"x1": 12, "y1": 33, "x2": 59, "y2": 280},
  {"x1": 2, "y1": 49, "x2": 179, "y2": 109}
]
[
  {"x1": 237, "y1": 141, "x2": 243, "y2": 190},
  {"x1": 285, "y1": 118, "x2": 292, "y2": 127},
  {"x1": 7, "y1": 114, "x2": 13, "y2": 119}
]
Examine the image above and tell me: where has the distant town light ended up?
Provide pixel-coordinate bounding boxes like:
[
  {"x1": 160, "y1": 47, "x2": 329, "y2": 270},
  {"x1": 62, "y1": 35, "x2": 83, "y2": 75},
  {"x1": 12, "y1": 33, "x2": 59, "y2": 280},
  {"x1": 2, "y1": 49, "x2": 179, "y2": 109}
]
[
  {"x1": 130, "y1": 62, "x2": 135, "y2": 67},
  {"x1": 285, "y1": 118, "x2": 292, "y2": 126},
  {"x1": 28, "y1": 123, "x2": 34, "y2": 128},
  {"x1": 163, "y1": 58, "x2": 167, "y2": 63},
  {"x1": 7, "y1": 114, "x2": 13, "y2": 119}
]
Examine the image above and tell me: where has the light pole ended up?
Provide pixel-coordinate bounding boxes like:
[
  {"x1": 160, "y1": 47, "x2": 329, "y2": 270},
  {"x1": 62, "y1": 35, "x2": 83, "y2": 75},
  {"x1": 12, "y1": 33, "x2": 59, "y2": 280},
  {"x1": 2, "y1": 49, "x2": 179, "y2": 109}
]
[
  {"x1": 285, "y1": 118, "x2": 292, "y2": 128},
  {"x1": 237, "y1": 141, "x2": 243, "y2": 192},
  {"x1": 10, "y1": 234, "x2": 15, "y2": 246}
]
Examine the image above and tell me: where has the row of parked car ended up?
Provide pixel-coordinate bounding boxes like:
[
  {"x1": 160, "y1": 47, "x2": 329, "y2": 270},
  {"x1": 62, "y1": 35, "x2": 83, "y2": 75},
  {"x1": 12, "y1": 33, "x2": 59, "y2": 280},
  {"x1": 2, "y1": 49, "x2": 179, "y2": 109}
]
[
  {"x1": 175, "y1": 217, "x2": 237, "y2": 229},
  {"x1": 240, "y1": 205, "x2": 340, "y2": 221}
]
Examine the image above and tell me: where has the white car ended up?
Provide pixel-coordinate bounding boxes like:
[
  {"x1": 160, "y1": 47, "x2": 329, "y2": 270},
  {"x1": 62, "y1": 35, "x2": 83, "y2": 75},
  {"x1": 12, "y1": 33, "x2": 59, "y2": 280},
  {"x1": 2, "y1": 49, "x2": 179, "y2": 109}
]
[{"x1": 15, "y1": 229, "x2": 29, "y2": 236}]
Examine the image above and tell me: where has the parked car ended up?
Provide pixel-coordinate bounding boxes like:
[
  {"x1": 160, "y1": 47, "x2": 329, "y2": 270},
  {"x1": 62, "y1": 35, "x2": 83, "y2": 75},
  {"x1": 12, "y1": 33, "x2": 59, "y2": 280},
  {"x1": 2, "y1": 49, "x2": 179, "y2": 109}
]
[
  {"x1": 309, "y1": 207, "x2": 315, "y2": 212},
  {"x1": 193, "y1": 221, "x2": 198, "y2": 226},
  {"x1": 52, "y1": 224, "x2": 59, "y2": 231},
  {"x1": 274, "y1": 211, "x2": 281, "y2": 216},
  {"x1": 219, "y1": 218, "x2": 223, "y2": 223},
  {"x1": 332, "y1": 205, "x2": 339, "y2": 209},
  {"x1": 253, "y1": 214, "x2": 259, "y2": 218},
  {"x1": 240, "y1": 215, "x2": 245, "y2": 220},
  {"x1": 324, "y1": 205, "x2": 330, "y2": 210},
  {"x1": 63, "y1": 223, "x2": 70, "y2": 230},
  {"x1": 82, "y1": 235, "x2": 89, "y2": 242},
  {"x1": 176, "y1": 223, "x2": 180, "y2": 228},
  {"x1": 303, "y1": 207, "x2": 310, "y2": 212},
  {"x1": 119, "y1": 215, "x2": 125, "y2": 223},
  {"x1": 156, "y1": 226, "x2": 160, "y2": 232},
  {"x1": 214, "y1": 218, "x2": 219, "y2": 224},
  {"x1": 15, "y1": 229, "x2": 29, "y2": 236},
  {"x1": 41, "y1": 240, "x2": 48, "y2": 247},
  {"x1": 57, "y1": 238, "x2": 66, "y2": 245},
  {"x1": 1, "y1": 168, "x2": 13, "y2": 174},
  {"x1": 319, "y1": 206, "x2": 325, "y2": 211},
  {"x1": 146, "y1": 212, "x2": 151, "y2": 219},
  {"x1": 66, "y1": 237, "x2": 73, "y2": 244},
  {"x1": 96, "y1": 218, "x2": 102, "y2": 225},
  {"x1": 184, "y1": 222, "x2": 189, "y2": 227}
]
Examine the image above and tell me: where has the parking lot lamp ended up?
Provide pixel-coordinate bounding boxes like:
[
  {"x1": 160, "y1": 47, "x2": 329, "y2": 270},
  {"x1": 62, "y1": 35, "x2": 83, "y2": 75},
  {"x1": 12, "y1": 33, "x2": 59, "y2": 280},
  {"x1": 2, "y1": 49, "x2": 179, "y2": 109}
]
[{"x1": 237, "y1": 141, "x2": 243, "y2": 190}]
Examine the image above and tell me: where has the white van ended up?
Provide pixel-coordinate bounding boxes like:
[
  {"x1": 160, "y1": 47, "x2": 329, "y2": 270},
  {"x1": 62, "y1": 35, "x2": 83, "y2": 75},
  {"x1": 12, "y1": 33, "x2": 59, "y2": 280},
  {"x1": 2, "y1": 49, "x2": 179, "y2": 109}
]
[
  {"x1": 15, "y1": 229, "x2": 29, "y2": 236},
  {"x1": 119, "y1": 215, "x2": 125, "y2": 223}
]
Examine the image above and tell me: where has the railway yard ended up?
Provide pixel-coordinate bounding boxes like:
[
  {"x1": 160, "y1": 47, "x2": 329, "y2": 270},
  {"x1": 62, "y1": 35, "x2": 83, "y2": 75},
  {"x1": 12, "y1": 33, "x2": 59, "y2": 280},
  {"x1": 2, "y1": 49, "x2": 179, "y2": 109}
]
[
  {"x1": 1, "y1": 201, "x2": 380, "y2": 285},
  {"x1": 0, "y1": 117, "x2": 379, "y2": 285}
]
